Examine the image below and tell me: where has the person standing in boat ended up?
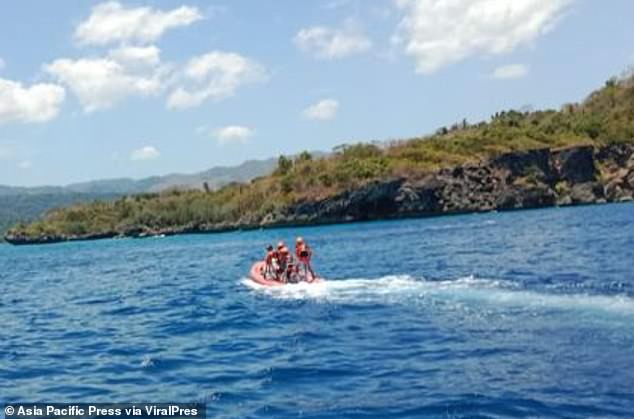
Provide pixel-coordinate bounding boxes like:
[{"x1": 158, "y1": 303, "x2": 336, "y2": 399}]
[
  {"x1": 277, "y1": 243, "x2": 297, "y2": 283},
  {"x1": 263, "y1": 245, "x2": 278, "y2": 279},
  {"x1": 295, "y1": 237, "x2": 316, "y2": 281},
  {"x1": 276, "y1": 242, "x2": 290, "y2": 276}
]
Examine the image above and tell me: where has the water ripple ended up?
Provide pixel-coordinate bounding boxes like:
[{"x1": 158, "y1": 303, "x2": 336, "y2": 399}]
[{"x1": 1, "y1": 203, "x2": 634, "y2": 417}]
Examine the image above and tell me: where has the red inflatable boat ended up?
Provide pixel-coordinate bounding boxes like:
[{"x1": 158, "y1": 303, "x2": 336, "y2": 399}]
[{"x1": 249, "y1": 261, "x2": 323, "y2": 286}]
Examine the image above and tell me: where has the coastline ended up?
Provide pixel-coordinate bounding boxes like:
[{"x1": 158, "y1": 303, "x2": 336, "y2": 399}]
[{"x1": 5, "y1": 143, "x2": 633, "y2": 246}]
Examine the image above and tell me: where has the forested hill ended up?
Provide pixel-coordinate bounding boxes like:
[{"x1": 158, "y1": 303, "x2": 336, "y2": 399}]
[
  {"x1": 6, "y1": 72, "x2": 634, "y2": 245},
  {"x1": 0, "y1": 157, "x2": 282, "y2": 240},
  {"x1": 0, "y1": 193, "x2": 122, "y2": 240}
]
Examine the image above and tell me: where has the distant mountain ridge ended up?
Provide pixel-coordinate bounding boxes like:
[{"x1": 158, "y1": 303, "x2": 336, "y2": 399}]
[
  {"x1": 0, "y1": 155, "x2": 296, "y2": 240},
  {"x1": 0, "y1": 157, "x2": 281, "y2": 196}
]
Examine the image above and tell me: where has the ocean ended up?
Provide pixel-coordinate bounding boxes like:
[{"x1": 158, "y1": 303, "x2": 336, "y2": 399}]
[{"x1": 1, "y1": 203, "x2": 633, "y2": 418}]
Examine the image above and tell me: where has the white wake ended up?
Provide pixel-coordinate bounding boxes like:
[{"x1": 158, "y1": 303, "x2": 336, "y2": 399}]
[{"x1": 242, "y1": 275, "x2": 634, "y2": 315}]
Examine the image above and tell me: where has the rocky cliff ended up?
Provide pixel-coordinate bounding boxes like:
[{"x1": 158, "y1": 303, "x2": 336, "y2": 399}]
[
  {"x1": 5, "y1": 143, "x2": 633, "y2": 245},
  {"x1": 262, "y1": 143, "x2": 633, "y2": 225}
]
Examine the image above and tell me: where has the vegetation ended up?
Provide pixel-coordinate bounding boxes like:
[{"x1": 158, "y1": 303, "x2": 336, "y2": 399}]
[
  {"x1": 8, "y1": 71, "x2": 634, "y2": 240},
  {"x1": 0, "y1": 193, "x2": 120, "y2": 241}
]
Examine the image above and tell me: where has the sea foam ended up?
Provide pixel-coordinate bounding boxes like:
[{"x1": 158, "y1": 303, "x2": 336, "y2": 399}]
[{"x1": 242, "y1": 275, "x2": 634, "y2": 316}]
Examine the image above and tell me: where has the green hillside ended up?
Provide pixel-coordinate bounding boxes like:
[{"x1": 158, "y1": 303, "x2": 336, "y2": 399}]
[
  {"x1": 7, "y1": 72, "x2": 634, "y2": 242},
  {"x1": 0, "y1": 193, "x2": 123, "y2": 240},
  {"x1": 0, "y1": 157, "x2": 282, "y2": 240}
]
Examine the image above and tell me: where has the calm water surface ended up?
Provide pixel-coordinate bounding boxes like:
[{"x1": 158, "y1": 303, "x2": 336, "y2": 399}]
[{"x1": 1, "y1": 203, "x2": 634, "y2": 418}]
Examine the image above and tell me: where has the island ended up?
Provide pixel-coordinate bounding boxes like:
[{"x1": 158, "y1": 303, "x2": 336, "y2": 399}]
[{"x1": 5, "y1": 74, "x2": 634, "y2": 245}]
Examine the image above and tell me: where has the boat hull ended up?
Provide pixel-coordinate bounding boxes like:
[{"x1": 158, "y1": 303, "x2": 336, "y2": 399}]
[{"x1": 249, "y1": 261, "x2": 323, "y2": 286}]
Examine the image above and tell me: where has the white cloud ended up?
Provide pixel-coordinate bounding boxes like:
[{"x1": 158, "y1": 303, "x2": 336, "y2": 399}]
[
  {"x1": 213, "y1": 125, "x2": 254, "y2": 145},
  {"x1": 109, "y1": 45, "x2": 161, "y2": 68},
  {"x1": 45, "y1": 46, "x2": 168, "y2": 112},
  {"x1": 0, "y1": 78, "x2": 65, "y2": 124},
  {"x1": 130, "y1": 146, "x2": 160, "y2": 161},
  {"x1": 294, "y1": 24, "x2": 372, "y2": 59},
  {"x1": 393, "y1": 0, "x2": 573, "y2": 74},
  {"x1": 303, "y1": 99, "x2": 339, "y2": 120},
  {"x1": 18, "y1": 160, "x2": 32, "y2": 169},
  {"x1": 492, "y1": 64, "x2": 529, "y2": 79},
  {"x1": 75, "y1": 1, "x2": 202, "y2": 46},
  {"x1": 167, "y1": 51, "x2": 266, "y2": 109}
]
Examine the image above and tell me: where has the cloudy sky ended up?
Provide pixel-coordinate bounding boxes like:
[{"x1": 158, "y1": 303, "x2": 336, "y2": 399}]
[{"x1": 1, "y1": 0, "x2": 633, "y2": 186}]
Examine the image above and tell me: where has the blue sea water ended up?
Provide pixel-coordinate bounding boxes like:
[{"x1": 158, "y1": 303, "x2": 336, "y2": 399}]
[{"x1": 1, "y1": 203, "x2": 634, "y2": 418}]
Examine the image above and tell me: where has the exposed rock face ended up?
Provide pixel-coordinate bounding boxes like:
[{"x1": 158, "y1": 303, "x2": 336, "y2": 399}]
[
  {"x1": 268, "y1": 143, "x2": 633, "y2": 225},
  {"x1": 285, "y1": 179, "x2": 404, "y2": 224},
  {"x1": 596, "y1": 143, "x2": 634, "y2": 202},
  {"x1": 5, "y1": 143, "x2": 634, "y2": 245},
  {"x1": 553, "y1": 146, "x2": 598, "y2": 183}
]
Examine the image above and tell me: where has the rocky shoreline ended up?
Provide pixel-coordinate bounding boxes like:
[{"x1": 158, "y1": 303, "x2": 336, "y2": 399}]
[{"x1": 5, "y1": 143, "x2": 633, "y2": 245}]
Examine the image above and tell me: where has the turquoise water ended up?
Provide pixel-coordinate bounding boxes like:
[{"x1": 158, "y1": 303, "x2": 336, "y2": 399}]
[{"x1": 1, "y1": 203, "x2": 634, "y2": 417}]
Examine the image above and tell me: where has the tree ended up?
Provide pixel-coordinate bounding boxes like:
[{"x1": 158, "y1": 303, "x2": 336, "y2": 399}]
[
  {"x1": 277, "y1": 155, "x2": 293, "y2": 175},
  {"x1": 333, "y1": 144, "x2": 349, "y2": 154},
  {"x1": 436, "y1": 126, "x2": 449, "y2": 136},
  {"x1": 605, "y1": 77, "x2": 617, "y2": 88},
  {"x1": 297, "y1": 151, "x2": 313, "y2": 162},
  {"x1": 341, "y1": 143, "x2": 382, "y2": 159}
]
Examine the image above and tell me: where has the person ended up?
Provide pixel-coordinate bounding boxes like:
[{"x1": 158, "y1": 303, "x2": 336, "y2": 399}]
[
  {"x1": 277, "y1": 243, "x2": 291, "y2": 276},
  {"x1": 263, "y1": 245, "x2": 278, "y2": 280},
  {"x1": 285, "y1": 261, "x2": 300, "y2": 284},
  {"x1": 275, "y1": 241, "x2": 286, "y2": 267},
  {"x1": 295, "y1": 237, "x2": 316, "y2": 281}
]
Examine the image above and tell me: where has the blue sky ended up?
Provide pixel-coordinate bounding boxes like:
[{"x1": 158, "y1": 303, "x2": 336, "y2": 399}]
[{"x1": 0, "y1": 0, "x2": 633, "y2": 186}]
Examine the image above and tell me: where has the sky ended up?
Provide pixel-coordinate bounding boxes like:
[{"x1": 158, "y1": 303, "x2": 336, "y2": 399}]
[{"x1": 0, "y1": 0, "x2": 633, "y2": 187}]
